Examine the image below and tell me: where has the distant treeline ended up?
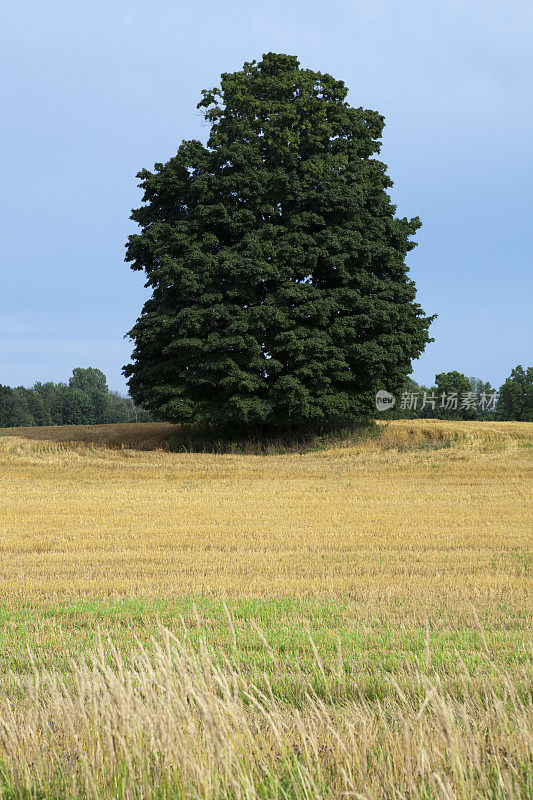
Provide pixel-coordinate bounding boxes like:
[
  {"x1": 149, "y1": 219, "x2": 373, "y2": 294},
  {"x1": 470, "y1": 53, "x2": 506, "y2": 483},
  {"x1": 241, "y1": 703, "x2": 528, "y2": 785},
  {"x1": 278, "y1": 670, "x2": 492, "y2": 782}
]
[
  {"x1": 380, "y1": 366, "x2": 533, "y2": 422},
  {"x1": 0, "y1": 365, "x2": 531, "y2": 429},
  {"x1": 0, "y1": 367, "x2": 154, "y2": 428}
]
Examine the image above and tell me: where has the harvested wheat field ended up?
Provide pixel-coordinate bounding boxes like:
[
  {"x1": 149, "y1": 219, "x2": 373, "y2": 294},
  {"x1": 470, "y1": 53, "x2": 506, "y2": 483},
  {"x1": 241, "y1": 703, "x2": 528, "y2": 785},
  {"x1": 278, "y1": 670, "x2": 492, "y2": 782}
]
[
  {"x1": 0, "y1": 419, "x2": 531, "y2": 799},
  {"x1": 0, "y1": 419, "x2": 531, "y2": 600}
]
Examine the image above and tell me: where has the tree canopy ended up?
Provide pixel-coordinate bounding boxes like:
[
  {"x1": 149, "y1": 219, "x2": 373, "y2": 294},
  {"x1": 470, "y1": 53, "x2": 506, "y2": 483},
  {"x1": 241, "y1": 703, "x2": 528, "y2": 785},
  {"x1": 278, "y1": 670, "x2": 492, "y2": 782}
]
[
  {"x1": 498, "y1": 365, "x2": 533, "y2": 421},
  {"x1": 0, "y1": 369, "x2": 153, "y2": 428},
  {"x1": 124, "y1": 52, "x2": 434, "y2": 426}
]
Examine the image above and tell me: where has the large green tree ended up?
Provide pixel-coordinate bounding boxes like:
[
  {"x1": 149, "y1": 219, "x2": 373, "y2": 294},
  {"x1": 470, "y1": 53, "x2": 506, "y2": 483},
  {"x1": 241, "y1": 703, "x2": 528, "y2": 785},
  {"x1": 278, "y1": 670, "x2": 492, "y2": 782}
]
[
  {"x1": 15, "y1": 387, "x2": 52, "y2": 426},
  {"x1": 124, "y1": 53, "x2": 434, "y2": 426},
  {"x1": 69, "y1": 367, "x2": 108, "y2": 423},
  {"x1": 0, "y1": 386, "x2": 34, "y2": 427},
  {"x1": 434, "y1": 371, "x2": 478, "y2": 420},
  {"x1": 498, "y1": 365, "x2": 533, "y2": 421},
  {"x1": 52, "y1": 385, "x2": 95, "y2": 426}
]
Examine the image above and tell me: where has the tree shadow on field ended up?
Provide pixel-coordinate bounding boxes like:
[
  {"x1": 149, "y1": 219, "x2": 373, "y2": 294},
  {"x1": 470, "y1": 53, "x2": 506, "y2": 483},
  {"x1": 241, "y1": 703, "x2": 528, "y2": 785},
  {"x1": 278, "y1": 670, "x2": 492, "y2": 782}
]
[{"x1": 163, "y1": 418, "x2": 379, "y2": 455}]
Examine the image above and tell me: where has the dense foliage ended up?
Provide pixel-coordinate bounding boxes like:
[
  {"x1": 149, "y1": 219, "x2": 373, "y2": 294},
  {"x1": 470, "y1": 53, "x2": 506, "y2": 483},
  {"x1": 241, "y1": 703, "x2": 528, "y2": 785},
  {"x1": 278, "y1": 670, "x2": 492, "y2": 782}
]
[
  {"x1": 1, "y1": 365, "x2": 529, "y2": 428},
  {"x1": 380, "y1": 366, "x2": 532, "y2": 421},
  {"x1": 0, "y1": 368, "x2": 152, "y2": 428},
  {"x1": 497, "y1": 365, "x2": 533, "y2": 421},
  {"x1": 125, "y1": 52, "x2": 434, "y2": 426}
]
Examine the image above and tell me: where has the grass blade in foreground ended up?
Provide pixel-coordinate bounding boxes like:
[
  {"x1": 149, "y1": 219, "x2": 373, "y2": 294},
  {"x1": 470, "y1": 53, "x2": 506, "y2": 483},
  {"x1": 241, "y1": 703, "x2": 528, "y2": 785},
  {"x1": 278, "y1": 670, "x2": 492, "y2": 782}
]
[{"x1": 0, "y1": 622, "x2": 531, "y2": 800}]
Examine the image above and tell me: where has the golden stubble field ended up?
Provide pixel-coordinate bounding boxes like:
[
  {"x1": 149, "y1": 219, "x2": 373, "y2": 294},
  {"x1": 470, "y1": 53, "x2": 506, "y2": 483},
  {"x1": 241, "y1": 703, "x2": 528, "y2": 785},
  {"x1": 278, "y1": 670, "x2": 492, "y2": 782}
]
[
  {"x1": 0, "y1": 419, "x2": 531, "y2": 799},
  {"x1": 0, "y1": 418, "x2": 531, "y2": 603}
]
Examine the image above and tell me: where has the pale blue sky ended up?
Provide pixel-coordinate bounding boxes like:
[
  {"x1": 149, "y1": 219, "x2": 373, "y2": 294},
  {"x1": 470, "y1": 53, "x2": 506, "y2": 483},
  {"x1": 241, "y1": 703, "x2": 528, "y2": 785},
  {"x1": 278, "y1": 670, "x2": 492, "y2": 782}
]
[{"x1": 1, "y1": 0, "x2": 531, "y2": 393}]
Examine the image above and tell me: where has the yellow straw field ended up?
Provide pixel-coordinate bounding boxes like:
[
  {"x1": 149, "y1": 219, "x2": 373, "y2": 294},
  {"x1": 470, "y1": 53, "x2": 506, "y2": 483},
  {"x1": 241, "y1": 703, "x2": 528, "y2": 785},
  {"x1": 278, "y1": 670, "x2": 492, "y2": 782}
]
[
  {"x1": 0, "y1": 419, "x2": 531, "y2": 602},
  {"x1": 0, "y1": 419, "x2": 531, "y2": 799}
]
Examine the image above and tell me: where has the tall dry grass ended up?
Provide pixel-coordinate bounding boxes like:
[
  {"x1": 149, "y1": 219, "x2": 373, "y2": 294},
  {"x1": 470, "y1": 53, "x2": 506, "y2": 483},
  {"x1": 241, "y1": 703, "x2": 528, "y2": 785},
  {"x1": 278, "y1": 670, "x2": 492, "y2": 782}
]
[{"x1": 1, "y1": 619, "x2": 531, "y2": 800}]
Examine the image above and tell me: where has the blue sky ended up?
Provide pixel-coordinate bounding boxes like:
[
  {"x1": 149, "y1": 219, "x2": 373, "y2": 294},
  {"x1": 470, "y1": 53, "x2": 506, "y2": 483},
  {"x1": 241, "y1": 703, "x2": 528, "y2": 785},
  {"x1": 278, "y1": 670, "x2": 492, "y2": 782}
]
[{"x1": 1, "y1": 0, "x2": 531, "y2": 393}]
